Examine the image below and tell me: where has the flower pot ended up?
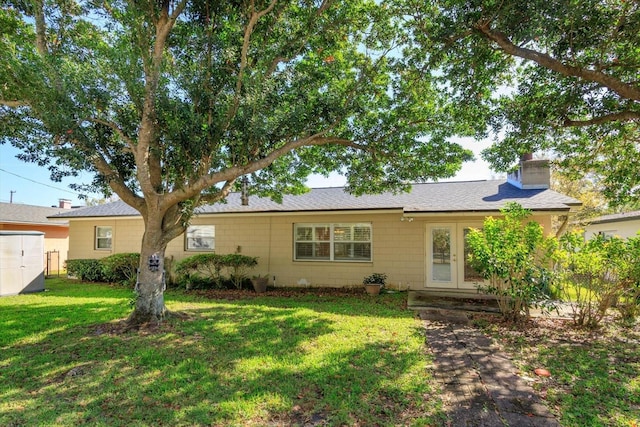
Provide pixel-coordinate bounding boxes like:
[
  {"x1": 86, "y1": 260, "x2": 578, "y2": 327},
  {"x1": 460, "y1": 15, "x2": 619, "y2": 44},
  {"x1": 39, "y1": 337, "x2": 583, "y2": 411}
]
[
  {"x1": 251, "y1": 277, "x2": 268, "y2": 293},
  {"x1": 364, "y1": 284, "x2": 382, "y2": 295}
]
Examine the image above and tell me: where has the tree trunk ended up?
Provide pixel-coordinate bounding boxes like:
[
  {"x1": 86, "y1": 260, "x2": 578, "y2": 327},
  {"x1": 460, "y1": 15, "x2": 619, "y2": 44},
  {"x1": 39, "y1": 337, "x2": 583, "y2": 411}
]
[{"x1": 127, "y1": 219, "x2": 169, "y2": 326}]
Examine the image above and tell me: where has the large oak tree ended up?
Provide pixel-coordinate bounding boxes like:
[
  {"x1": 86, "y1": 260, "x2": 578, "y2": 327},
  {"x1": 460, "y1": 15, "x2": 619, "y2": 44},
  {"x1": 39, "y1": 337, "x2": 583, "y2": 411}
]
[
  {"x1": 403, "y1": 0, "x2": 640, "y2": 205},
  {"x1": 1, "y1": 0, "x2": 472, "y2": 324}
]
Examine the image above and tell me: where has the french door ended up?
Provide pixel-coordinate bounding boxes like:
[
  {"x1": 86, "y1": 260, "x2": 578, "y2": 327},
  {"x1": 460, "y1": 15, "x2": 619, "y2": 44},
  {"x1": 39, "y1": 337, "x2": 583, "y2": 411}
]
[{"x1": 426, "y1": 223, "x2": 483, "y2": 289}]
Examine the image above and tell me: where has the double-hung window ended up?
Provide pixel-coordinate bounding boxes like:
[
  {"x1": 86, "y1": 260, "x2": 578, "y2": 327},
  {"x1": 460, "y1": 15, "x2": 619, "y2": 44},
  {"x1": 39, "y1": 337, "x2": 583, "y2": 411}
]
[
  {"x1": 95, "y1": 226, "x2": 112, "y2": 250},
  {"x1": 185, "y1": 225, "x2": 215, "y2": 251},
  {"x1": 294, "y1": 223, "x2": 372, "y2": 262}
]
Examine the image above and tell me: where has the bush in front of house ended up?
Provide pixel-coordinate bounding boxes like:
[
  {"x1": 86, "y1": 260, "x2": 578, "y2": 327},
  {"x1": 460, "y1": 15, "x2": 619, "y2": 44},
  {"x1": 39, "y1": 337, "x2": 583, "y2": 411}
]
[
  {"x1": 101, "y1": 253, "x2": 140, "y2": 286},
  {"x1": 174, "y1": 253, "x2": 258, "y2": 290},
  {"x1": 466, "y1": 202, "x2": 559, "y2": 321},
  {"x1": 66, "y1": 259, "x2": 106, "y2": 282},
  {"x1": 219, "y1": 254, "x2": 258, "y2": 289}
]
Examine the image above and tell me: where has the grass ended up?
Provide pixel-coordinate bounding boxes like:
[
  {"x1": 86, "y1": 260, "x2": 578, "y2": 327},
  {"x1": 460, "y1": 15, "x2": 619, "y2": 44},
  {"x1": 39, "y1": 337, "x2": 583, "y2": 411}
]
[
  {"x1": 0, "y1": 279, "x2": 444, "y2": 426},
  {"x1": 476, "y1": 317, "x2": 640, "y2": 427}
]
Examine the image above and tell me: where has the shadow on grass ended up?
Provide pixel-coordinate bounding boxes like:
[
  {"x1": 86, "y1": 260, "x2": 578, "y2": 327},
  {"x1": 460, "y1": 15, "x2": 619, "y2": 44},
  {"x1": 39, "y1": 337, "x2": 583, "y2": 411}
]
[{"x1": 0, "y1": 292, "x2": 445, "y2": 426}]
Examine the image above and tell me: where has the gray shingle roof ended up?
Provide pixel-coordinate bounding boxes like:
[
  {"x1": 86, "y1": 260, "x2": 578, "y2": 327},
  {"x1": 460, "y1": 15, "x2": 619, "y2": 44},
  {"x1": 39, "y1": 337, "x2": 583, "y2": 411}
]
[
  {"x1": 0, "y1": 202, "x2": 70, "y2": 226},
  {"x1": 50, "y1": 180, "x2": 580, "y2": 219},
  {"x1": 588, "y1": 210, "x2": 640, "y2": 225}
]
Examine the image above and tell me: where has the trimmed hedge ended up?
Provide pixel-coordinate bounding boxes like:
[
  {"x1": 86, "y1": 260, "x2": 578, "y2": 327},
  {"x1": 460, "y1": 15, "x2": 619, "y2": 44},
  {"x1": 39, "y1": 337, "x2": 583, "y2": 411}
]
[
  {"x1": 67, "y1": 252, "x2": 260, "y2": 291},
  {"x1": 66, "y1": 259, "x2": 106, "y2": 282},
  {"x1": 66, "y1": 253, "x2": 140, "y2": 286},
  {"x1": 101, "y1": 253, "x2": 140, "y2": 286}
]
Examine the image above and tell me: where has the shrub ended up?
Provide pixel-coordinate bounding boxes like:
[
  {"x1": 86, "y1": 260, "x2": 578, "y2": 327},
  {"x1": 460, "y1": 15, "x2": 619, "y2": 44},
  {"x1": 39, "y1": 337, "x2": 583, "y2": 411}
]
[
  {"x1": 220, "y1": 254, "x2": 258, "y2": 289},
  {"x1": 466, "y1": 203, "x2": 558, "y2": 321},
  {"x1": 175, "y1": 254, "x2": 226, "y2": 289},
  {"x1": 615, "y1": 235, "x2": 640, "y2": 323},
  {"x1": 101, "y1": 253, "x2": 140, "y2": 286},
  {"x1": 66, "y1": 259, "x2": 106, "y2": 282},
  {"x1": 363, "y1": 273, "x2": 387, "y2": 285},
  {"x1": 557, "y1": 232, "x2": 640, "y2": 328},
  {"x1": 175, "y1": 253, "x2": 258, "y2": 290}
]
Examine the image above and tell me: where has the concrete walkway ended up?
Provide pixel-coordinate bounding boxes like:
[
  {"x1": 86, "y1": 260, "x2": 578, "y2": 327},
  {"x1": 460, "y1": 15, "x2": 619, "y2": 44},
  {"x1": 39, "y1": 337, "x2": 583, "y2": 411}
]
[{"x1": 420, "y1": 309, "x2": 560, "y2": 427}]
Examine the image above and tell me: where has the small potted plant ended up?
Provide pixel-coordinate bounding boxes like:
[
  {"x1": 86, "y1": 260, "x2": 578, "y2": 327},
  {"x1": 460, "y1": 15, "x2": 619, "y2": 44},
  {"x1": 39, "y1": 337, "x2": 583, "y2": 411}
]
[
  {"x1": 363, "y1": 273, "x2": 387, "y2": 295},
  {"x1": 251, "y1": 274, "x2": 269, "y2": 293}
]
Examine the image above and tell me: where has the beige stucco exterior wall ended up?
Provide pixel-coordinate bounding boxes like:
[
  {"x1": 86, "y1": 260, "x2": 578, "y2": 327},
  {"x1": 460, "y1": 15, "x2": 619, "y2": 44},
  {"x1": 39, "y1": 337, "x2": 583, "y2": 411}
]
[
  {"x1": 67, "y1": 211, "x2": 556, "y2": 292},
  {"x1": 584, "y1": 219, "x2": 640, "y2": 240}
]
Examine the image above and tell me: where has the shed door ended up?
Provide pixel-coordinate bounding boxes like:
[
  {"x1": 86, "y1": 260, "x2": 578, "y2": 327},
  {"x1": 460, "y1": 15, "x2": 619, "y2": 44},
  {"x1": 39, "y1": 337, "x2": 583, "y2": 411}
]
[{"x1": 0, "y1": 234, "x2": 23, "y2": 295}]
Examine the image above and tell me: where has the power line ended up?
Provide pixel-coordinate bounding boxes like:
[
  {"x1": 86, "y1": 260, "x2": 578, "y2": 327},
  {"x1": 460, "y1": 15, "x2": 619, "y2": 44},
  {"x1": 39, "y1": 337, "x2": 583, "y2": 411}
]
[{"x1": 0, "y1": 167, "x2": 81, "y2": 195}]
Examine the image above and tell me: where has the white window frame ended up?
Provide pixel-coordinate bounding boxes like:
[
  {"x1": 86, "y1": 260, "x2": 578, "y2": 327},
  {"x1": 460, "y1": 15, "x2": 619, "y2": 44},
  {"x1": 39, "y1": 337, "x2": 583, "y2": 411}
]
[
  {"x1": 185, "y1": 225, "x2": 215, "y2": 251},
  {"x1": 95, "y1": 226, "x2": 112, "y2": 250},
  {"x1": 294, "y1": 223, "x2": 372, "y2": 262}
]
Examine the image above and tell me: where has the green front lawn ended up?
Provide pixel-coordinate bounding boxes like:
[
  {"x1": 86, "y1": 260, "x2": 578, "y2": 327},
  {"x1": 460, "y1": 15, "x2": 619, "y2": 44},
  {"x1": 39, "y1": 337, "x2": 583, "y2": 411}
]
[
  {"x1": 476, "y1": 317, "x2": 640, "y2": 427},
  {"x1": 0, "y1": 279, "x2": 444, "y2": 426}
]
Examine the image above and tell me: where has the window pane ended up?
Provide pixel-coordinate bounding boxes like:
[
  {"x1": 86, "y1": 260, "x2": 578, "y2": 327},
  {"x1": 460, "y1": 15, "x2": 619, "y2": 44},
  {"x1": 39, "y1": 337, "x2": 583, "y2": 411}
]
[
  {"x1": 463, "y1": 228, "x2": 483, "y2": 282},
  {"x1": 97, "y1": 238, "x2": 111, "y2": 249},
  {"x1": 296, "y1": 226, "x2": 313, "y2": 241},
  {"x1": 314, "y1": 242, "x2": 330, "y2": 259},
  {"x1": 296, "y1": 242, "x2": 313, "y2": 258},
  {"x1": 333, "y1": 226, "x2": 352, "y2": 241},
  {"x1": 97, "y1": 227, "x2": 112, "y2": 238},
  {"x1": 353, "y1": 226, "x2": 371, "y2": 241},
  {"x1": 315, "y1": 226, "x2": 330, "y2": 241},
  {"x1": 431, "y1": 227, "x2": 451, "y2": 281},
  {"x1": 186, "y1": 225, "x2": 215, "y2": 250},
  {"x1": 353, "y1": 242, "x2": 371, "y2": 259},
  {"x1": 334, "y1": 242, "x2": 371, "y2": 261},
  {"x1": 334, "y1": 242, "x2": 350, "y2": 258}
]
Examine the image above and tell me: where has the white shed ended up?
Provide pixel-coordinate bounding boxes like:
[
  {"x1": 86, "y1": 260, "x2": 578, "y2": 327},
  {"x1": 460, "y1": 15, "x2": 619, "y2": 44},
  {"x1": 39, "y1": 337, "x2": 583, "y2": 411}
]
[{"x1": 0, "y1": 231, "x2": 45, "y2": 296}]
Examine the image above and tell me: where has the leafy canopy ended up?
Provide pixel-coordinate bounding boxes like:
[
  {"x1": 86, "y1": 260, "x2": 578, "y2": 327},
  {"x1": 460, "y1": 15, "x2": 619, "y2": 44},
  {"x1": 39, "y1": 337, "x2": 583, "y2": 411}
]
[
  {"x1": 0, "y1": 0, "x2": 473, "y2": 215},
  {"x1": 402, "y1": 0, "x2": 640, "y2": 206}
]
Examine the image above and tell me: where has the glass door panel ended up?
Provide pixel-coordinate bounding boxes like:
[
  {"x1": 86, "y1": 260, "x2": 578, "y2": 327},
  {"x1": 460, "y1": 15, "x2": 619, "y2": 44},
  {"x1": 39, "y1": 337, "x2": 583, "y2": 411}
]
[{"x1": 427, "y1": 225, "x2": 456, "y2": 287}]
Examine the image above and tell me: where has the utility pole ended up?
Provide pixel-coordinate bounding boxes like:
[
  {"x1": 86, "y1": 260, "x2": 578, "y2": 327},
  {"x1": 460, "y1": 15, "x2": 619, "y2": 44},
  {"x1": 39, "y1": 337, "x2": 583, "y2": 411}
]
[{"x1": 10, "y1": 190, "x2": 15, "y2": 203}]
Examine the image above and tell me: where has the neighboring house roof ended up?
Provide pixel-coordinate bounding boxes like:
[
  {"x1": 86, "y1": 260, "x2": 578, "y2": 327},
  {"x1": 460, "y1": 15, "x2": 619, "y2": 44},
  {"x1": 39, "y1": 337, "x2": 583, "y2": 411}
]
[
  {"x1": 586, "y1": 210, "x2": 640, "y2": 225},
  {"x1": 50, "y1": 180, "x2": 581, "y2": 219},
  {"x1": 0, "y1": 202, "x2": 70, "y2": 226}
]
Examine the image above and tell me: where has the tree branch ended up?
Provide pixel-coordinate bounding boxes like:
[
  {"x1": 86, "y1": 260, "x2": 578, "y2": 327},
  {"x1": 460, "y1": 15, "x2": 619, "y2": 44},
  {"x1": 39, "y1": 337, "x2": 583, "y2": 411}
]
[
  {"x1": 563, "y1": 111, "x2": 640, "y2": 127},
  {"x1": 87, "y1": 117, "x2": 136, "y2": 150},
  {"x1": 162, "y1": 135, "x2": 360, "y2": 207},
  {"x1": 0, "y1": 99, "x2": 29, "y2": 108},
  {"x1": 135, "y1": 0, "x2": 187, "y2": 197},
  {"x1": 33, "y1": 0, "x2": 48, "y2": 55},
  {"x1": 474, "y1": 22, "x2": 640, "y2": 102},
  {"x1": 89, "y1": 151, "x2": 144, "y2": 212},
  {"x1": 224, "y1": 0, "x2": 278, "y2": 130},
  {"x1": 199, "y1": 179, "x2": 237, "y2": 204}
]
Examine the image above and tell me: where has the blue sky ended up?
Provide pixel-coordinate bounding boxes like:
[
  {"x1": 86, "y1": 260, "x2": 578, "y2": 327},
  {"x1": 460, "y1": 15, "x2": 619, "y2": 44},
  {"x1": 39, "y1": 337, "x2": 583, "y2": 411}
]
[{"x1": 0, "y1": 138, "x2": 500, "y2": 207}]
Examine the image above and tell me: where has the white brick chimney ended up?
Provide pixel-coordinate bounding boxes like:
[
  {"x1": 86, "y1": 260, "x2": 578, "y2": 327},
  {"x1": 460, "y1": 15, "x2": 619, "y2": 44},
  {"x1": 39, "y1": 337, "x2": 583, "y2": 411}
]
[{"x1": 507, "y1": 157, "x2": 550, "y2": 190}]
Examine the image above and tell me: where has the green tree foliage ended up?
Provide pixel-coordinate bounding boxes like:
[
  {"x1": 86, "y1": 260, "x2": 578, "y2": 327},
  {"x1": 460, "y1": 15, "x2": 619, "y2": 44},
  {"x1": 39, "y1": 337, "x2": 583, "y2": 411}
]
[
  {"x1": 466, "y1": 203, "x2": 558, "y2": 321},
  {"x1": 403, "y1": 0, "x2": 640, "y2": 206},
  {"x1": 551, "y1": 169, "x2": 608, "y2": 230},
  {"x1": 557, "y1": 232, "x2": 640, "y2": 328},
  {"x1": 1, "y1": 1, "x2": 473, "y2": 324}
]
